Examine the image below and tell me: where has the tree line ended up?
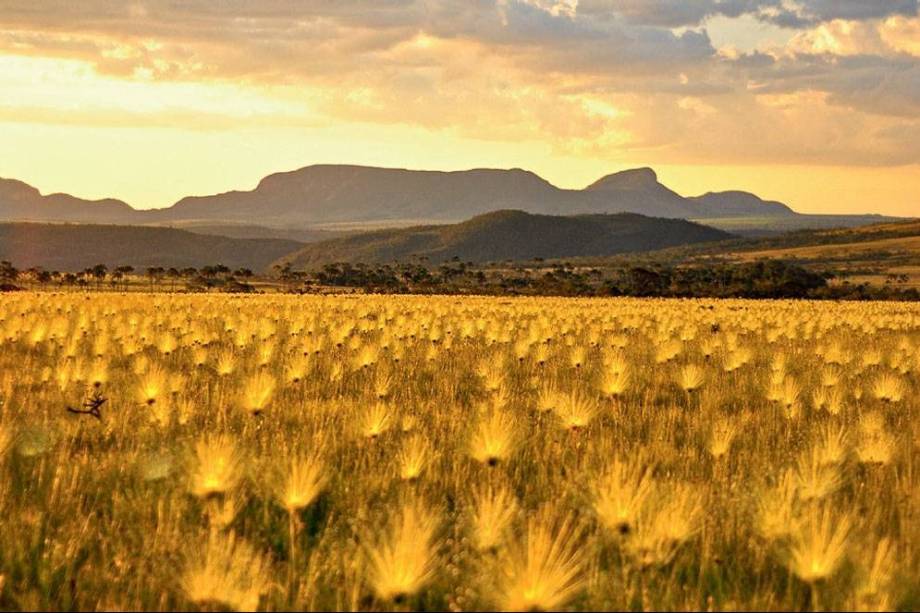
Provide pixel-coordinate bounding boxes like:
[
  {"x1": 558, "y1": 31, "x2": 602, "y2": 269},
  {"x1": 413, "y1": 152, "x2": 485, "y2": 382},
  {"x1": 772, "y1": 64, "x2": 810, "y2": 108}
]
[
  {"x1": 2, "y1": 258, "x2": 917, "y2": 301},
  {"x1": 299, "y1": 259, "x2": 920, "y2": 301},
  {"x1": 0, "y1": 262, "x2": 256, "y2": 292}
]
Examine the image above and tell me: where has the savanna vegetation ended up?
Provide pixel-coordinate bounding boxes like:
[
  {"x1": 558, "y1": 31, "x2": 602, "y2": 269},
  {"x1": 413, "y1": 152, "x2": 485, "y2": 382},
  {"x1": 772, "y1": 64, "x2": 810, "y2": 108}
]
[
  {"x1": 3, "y1": 256, "x2": 919, "y2": 301},
  {"x1": 0, "y1": 293, "x2": 917, "y2": 611},
  {"x1": 630, "y1": 220, "x2": 920, "y2": 292},
  {"x1": 306, "y1": 259, "x2": 920, "y2": 301}
]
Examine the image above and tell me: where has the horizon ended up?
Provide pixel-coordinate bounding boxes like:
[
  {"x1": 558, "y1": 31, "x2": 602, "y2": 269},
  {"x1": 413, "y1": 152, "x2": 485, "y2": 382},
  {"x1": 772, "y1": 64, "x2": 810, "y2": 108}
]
[{"x1": 1, "y1": 2, "x2": 918, "y2": 215}]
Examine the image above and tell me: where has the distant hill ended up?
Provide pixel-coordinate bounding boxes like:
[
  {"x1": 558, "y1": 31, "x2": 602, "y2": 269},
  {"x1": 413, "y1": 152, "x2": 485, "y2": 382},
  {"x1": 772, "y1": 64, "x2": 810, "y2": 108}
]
[
  {"x1": 0, "y1": 178, "x2": 136, "y2": 224},
  {"x1": 149, "y1": 221, "x2": 350, "y2": 243},
  {"x1": 0, "y1": 223, "x2": 303, "y2": 271},
  {"x1": 279, "y1": 210, "x2": 732, "y2": 268},
  {"x1": 688, "y1": 191, "x2": 793, "y2": 218}
]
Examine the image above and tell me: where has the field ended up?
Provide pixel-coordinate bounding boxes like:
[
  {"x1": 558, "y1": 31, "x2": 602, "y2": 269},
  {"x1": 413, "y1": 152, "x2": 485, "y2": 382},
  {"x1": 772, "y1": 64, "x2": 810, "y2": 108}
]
[{"x1": 0, "y1": 293, "x2": 918, "y2": 611}]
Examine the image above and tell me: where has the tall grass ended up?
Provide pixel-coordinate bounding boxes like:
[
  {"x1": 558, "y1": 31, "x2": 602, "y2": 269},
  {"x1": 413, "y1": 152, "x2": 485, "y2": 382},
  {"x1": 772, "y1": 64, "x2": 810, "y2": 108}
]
[{"x1": 0, "y1": 293, "x2": 917, "y2": 611}]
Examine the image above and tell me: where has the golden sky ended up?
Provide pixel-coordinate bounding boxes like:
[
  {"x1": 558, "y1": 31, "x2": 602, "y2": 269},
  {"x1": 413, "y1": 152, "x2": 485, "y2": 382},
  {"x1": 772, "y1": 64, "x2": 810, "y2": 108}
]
[{"x1": 1, "y1": 1, "x2": 918, "y2": 215}]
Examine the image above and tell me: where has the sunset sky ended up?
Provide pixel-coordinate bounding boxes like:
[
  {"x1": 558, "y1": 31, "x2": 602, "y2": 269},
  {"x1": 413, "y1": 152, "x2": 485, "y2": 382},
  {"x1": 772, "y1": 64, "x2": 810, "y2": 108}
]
[{"x1": 0, "y1": 1, "x2": 918, "y2": 215}]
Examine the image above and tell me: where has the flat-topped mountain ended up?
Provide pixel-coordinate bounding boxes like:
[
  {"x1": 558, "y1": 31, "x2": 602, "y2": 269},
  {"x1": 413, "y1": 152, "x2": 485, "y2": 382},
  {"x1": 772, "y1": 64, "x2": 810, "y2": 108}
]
[
  {"x1": 278, "y1": 209, "x2": 732, "y2": 268},
  {"x1": 157, "y1": 166, "x2": 565, "y2": 224},
  {"x1": 155, "y1": 165, "x2": 795, "y2": 225}
]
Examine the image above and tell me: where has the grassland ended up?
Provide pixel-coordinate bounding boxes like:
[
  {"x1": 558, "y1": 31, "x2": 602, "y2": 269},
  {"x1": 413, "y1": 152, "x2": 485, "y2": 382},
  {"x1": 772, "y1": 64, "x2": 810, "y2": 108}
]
[
  {"x1": 0, "y1": 293, "x2": 918, "y2": 611},
  {"x1": 717, "y1": 222, "x2": 920, "y2": 289},
  {"x1": 733, "y1": 235, "x2": 920, "y2": 260},
  {"x1": 691, "y1": 215, "x2": 906, "y2": 237}
]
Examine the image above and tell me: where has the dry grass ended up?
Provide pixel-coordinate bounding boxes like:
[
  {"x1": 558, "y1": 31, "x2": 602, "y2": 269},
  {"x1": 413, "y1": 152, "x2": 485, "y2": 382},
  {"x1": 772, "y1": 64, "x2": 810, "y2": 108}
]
[
  {"x1": 0, "y1": 292, "x2": 918, "y2": 611},
  {"x1": 730, "y1": 235, "x2": 920, "y2": 262}
]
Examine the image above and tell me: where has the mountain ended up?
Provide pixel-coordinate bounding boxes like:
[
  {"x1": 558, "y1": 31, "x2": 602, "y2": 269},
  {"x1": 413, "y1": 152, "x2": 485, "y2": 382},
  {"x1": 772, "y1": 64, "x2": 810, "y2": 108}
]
[
  {"x1": 587, "y1": 167, "x2": 662, "y2": 191},
  {"x1": 154, "y1": 165, "x2": 794, "y2": 225},
  {"x1": 0, "y1": 179, "x2": 137, "y2": 224},
  {"x1": 279, "y1": 209, "x2": 732, "y2": 268},
  {"x1": 582, "y1": 167, "x2": 694, "y2": 218},
  {"x1": 153, "y1": 166, "x2": 568, "y2": 224},
  {"x1": 1, "y1": 166, "x2": 905, "y2": 233},
  {"x1": 0, "y1": 223, "x2": 303, "y2": 271},
  {"x1": 689, "y1": 191, "x2": 794, "y2": 217}
]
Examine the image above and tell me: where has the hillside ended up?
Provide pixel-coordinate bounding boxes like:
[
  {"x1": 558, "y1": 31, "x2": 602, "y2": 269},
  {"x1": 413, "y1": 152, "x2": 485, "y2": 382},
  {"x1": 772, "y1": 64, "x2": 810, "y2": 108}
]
[
  {"x1": 588, "y1": 219, "x2": 920, "y2": 290},
  {"x1": 0, "y1": 223, "x2": 303, "y2": 271},
  {"x1": 148, "y1": 221, "x2": 350, "y2": 243},
  {"x1": 279, "y1": 210, "x2": 732, "y2": 268},
  {"x1": 701, "y1": 219, "x2": 920, "y2": 255},
  {"x1": 718, "y1": 220, "x2": 920, "y2": 288}
]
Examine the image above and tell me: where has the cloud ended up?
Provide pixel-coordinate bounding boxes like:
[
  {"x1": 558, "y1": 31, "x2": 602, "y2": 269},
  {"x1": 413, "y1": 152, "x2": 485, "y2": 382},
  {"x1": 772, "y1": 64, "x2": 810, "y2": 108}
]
[
  {"x1": 737, "y1": 51, "x2": 920, "y2": 117},
  {"x1": 0, "y1": 0, "x2": 917, "y2": 168},
  {"x1": 574, "y1": 0, "x2": 918, "y2": 27},
  {"x1": 764, "y1": 0, "x2": 918, "y2": 28},
  {"x1": 576, "y1": 0, "x2": 762, "y2": 27}
]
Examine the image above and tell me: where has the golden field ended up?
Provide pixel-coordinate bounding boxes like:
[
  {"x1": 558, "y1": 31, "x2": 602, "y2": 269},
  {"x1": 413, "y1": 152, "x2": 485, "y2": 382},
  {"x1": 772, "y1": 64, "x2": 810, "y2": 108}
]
[{"x1": 0, "y1": 293, "x2": 918, "y2": 612}]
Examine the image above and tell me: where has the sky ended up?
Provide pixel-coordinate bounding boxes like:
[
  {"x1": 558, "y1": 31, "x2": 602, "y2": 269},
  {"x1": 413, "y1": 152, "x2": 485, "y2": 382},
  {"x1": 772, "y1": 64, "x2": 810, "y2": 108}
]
[{"x1": 0, "y1": 0, "x2": 918, "y2": 215}]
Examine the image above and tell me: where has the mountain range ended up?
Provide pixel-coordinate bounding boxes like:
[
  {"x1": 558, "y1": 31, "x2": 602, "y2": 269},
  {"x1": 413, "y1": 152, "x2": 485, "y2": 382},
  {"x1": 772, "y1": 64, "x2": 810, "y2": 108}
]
[
  {"x1": 1, "y1": 165, "x2": 805, "y2": 229},
  {"x1": 155, "y1": 165, "x2": 797, "y2": 225},
  {"x1": 0, "y1": 164, "x2": 908, "y2": 274}
]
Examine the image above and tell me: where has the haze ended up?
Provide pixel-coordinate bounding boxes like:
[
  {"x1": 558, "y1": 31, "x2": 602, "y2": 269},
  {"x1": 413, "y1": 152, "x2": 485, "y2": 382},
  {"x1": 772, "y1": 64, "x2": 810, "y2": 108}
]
[{"x1": 0, "y1": 1, "x2": 918, "y2": 215}]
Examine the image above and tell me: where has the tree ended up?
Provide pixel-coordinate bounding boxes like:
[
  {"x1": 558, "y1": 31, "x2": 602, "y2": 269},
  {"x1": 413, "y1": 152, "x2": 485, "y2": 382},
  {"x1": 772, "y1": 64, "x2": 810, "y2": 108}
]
[
  {"x1": 274, "y1": 262, "x2": 304, "y2": 291},
  {"x1": 35, "y1": 269, "x2": 52, "y2": 288},
  {"x1": 623, "y1": 267, "x2": 669, "y2": 296},
  {"x1": 91, "y1": 264, "x2": 108, "y2": 289},
  {"x1": 0, "y1": 261, "x2": 19, "y2": 284},
  {"x1": 146, "y1": 267, "x2": 166, "y2": 290},
  {"x1": 115, "y1": 266, "x2": 134, "y2": 290},
  {"x1": 112, "y1": 266, "x2": 134, "y2": 291},
  {"x1": 166, "y1": 267, "x2": 182, "y2": 291}
]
